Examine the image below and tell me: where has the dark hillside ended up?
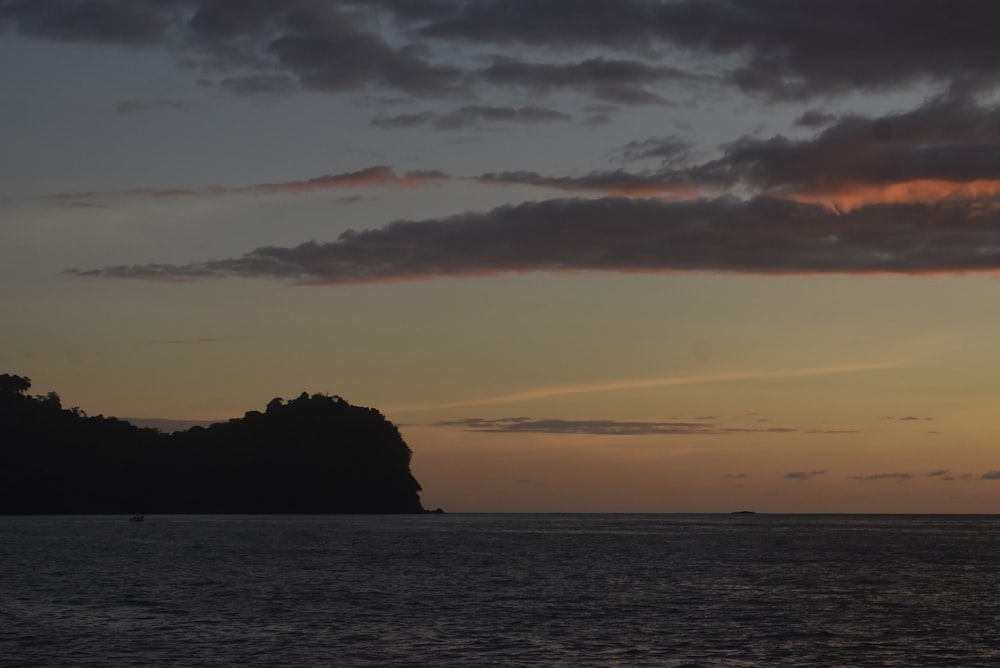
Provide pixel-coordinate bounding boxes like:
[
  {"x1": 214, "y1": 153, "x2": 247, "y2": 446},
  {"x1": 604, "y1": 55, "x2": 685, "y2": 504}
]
[{"x1": 0, "y1": 374, "x2": 424, "y2": 514}]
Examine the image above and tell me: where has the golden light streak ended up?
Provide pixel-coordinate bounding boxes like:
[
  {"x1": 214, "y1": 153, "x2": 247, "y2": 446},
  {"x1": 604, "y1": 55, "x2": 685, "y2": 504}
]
[{"x1": 386, "y1": 360, "x2": 915, "y2": 414}]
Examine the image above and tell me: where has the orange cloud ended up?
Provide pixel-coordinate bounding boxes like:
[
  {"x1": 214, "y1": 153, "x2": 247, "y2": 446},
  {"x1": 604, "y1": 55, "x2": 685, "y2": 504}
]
[{"x1": 788, "y1": 179, "x2": 1000, "y2": 212}]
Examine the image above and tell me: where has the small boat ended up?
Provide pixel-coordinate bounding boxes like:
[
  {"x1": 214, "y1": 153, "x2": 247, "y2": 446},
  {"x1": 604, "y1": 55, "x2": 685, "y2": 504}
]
[{"x1": 129, "y1": 513, "x2": 144, "y2": 522}]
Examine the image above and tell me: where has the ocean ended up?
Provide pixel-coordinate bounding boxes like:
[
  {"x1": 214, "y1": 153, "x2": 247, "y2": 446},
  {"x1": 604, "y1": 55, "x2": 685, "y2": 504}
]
[{"x1": 2, "y1": 514, "x2": 999, "y2": 666}]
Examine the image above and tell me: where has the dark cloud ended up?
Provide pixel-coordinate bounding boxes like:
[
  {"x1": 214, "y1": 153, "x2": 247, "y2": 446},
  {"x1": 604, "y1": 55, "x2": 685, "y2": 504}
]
[
  {"x1": 0, "y1": 0, "x2": 174, "y2": 47},
  {"x1": 614, "y1": 136, "x2": 694, "y2": 164},
  {"x1": 69, "y1": 195, "x2": 1000, "y2": 283},
  {"x1": 372, "y1": 105, "x2": 570, "y2": 130},
  {"x1": 470, "y1": 96, "x2": 1000, "y2": 206},
  {"x1": 784, "y1": 470, "x2": 826, "y2": 480},
  {"x1": 0, "y1": 0, "x2": 467, "y2": 97},
  {"x1": 433, "y1": 105, "x2": 570, "y2": 129},
  {"x1": 135, "y1": 166, "x2": 443, "y2": 198},
  {"x1": 476, "y1": 170, "x2": 692, "y2": 197},
  {"x1": 926, "y1": 470, "x2": 950, "y2": 477},
  {"x1": 4, "y1": 0, "x2": 1000, "y2": 102},
  {"x1": 31, "y1": 166, "x2": 448, "y2": 206},
  {"x1": 434, "y1": 417, "x2": 718, "y2": 436},
  {"x1": 981, "y1": 471, "x2": 1000, "y2": 480},
  {"x1": 218, "y1": 74, "x2": 298, "y2": 96},
  {"x1": 794, "y1": 110, "x2": 838, "y2": 128},
  {"x1": 115, "y1": 97, "x2": 193, "y2": 114},
  {"x1": 669, "y1": 95, "x2": 1000, "y2": 210},
  {"x1": 480, "y1": 56, "x2": 688, "y2": 103},
  {"x1": 416, "y1": 0, "x2": 666, "y2": 51},
  {"x1": 268, "y1": 28, "x2": 465, "y2": 97},
  {"x1": 371, "y1": 111, "x2": 437, "y2": 129},
  {"x1": 415, "y1": 0, "x2": 1000, "y2": 99},
  {"x1": 848, "y1": 473, "x2": 914, "y2": 481}
]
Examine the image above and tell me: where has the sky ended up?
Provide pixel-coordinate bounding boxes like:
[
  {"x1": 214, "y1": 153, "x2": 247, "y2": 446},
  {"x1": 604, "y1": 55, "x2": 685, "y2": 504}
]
[{"x1": 4, "y1": 0, "x2": 1000, "y2": 513}]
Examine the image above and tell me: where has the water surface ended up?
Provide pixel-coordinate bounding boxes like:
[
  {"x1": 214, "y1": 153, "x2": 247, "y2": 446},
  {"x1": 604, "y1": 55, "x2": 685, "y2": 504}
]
[{"x1": 2, "y1": 514, "x2": 999, "y2": 666}]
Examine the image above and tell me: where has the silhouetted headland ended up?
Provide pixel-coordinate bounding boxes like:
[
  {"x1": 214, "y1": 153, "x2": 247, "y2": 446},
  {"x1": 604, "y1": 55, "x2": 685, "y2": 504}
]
[{"x1": 0, "y1": 373, "x2": 427, "y2": 514}]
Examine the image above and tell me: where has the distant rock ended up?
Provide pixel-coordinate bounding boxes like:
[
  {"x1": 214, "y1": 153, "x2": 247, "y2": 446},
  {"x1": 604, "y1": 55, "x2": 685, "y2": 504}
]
[{"x1": 730, "y1": 510, "x2": 757, "y2": 514}]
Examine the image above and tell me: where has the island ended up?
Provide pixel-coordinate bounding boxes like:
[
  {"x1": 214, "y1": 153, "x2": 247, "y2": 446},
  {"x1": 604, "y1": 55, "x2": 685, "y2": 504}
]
[{"x1": 0, "y1": 373, "x2": 426, "y2": 514}]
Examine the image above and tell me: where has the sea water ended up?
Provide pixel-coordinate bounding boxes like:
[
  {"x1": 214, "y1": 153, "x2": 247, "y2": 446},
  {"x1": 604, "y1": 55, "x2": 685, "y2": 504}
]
[{"x1": 2, "y1": 514, "x2": 999, "y2": 667}]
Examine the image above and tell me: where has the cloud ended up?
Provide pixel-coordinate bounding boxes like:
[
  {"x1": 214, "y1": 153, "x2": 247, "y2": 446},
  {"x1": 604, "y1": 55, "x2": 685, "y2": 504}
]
[
  {"x1": 218, "y1": 74, "x2": 297, "y2": 96},
  {"x1": 476, "y1": 170, "x2": 695, "y2": 198},
  {"x1": 3, "y1": 0, "x2": 1000, "y2": 105},
  {"x1": 0, "y1": 0, "x2": 173, "y2": 47},
  {"x1": 412, "y1": 94, "x2": 1000, "y2": 209},
  {"x1": 434, "y1": 416, "x2": 823, "y2": 437},
  {"x1": 374, "y1": 105, "x2": 571, "y2": 130},
  {"x1": 981, "y1": 471, "x2": 1000, "y2": 480},
  {"x1": 25, "y1": 165, "x2": 449, "y2": 208},
  {"x1": 0, "y1": 1, "x2": 466, "y2": 97},
  {"x1": 432, "y1": 105, "x2": 571, "y2": 130},
  {"x1": 417, "y1": 0, "x2": 1000, "y2": 99},
  {"x1": 784, "y1": 472, "x2": 808, "y2": 480},
  {"x1": 85, "y1": 166, "x2": 444, "y2": 201},
  {"x1": 784, "y1": 470, "x2": 826, "y2": 481},
  {"x1": 677, "y1": 95, "x2": 1000, "y2": 211},
  {"x1": 435, "y1": 417, "x2": 719, "y2": 436},
  {"x1": 725, "y1": 427, "x2": 797, "y2": 434},
  {"x1": 69, "y1": 195, "x2": 1000, "y2": 282},
  {"x1": 614, "y1": 136, "x2": 695, "y2": 164},
  {"x1": 115, "y1": 97, "x2": 194, "y2": 114},
  {"x1": 371, "y1": 111, "x2": 437, "y2": 129},
  {"x1": 848, "y1": 473, "x2": 914, "y2": 481},
  {"x1": 416, "y1": 0, "x2": 670, "y2": 51},
  {"x1": 794, "y1": 110, "x2": 838, "y2": 129},
  {"x1": 480, "y1": 56, "x2": 689, "y2": 103}
]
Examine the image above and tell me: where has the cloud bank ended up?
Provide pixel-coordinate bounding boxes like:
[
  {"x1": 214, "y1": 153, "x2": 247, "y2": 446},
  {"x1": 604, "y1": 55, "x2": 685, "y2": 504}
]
[
  {"x1": 71, "y1": 195, "x2": 1000, "y2": 282},
  {"x1": 20, "y1": 2, "x2": 1000, "y2": 285},
  {"x1": 5, "y1": 0, "x2": 1000, "y2": 103}
]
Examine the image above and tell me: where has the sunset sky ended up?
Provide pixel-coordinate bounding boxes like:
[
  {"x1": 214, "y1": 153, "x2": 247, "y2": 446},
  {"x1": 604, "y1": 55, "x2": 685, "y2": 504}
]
[{"x1": 4, "y1": 0, "x2": 1000, "y2": 512}]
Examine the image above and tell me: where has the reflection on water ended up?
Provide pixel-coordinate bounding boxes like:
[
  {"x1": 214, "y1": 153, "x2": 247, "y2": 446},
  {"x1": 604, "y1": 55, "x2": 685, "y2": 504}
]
[{"x1": 2, "y1": 514, "x2": 1000, "y2": 666}]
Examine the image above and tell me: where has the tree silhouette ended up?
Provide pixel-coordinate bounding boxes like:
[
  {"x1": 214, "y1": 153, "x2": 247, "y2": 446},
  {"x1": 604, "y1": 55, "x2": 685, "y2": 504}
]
[{"x1": 0, "y1": 373, "x2": 31, "y2": 396}]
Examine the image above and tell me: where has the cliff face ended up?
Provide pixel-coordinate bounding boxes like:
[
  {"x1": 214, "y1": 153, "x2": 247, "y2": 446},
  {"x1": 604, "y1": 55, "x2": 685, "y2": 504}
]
[{"x1": 0, "y1": 375, "x2": 424, "y2": 514}]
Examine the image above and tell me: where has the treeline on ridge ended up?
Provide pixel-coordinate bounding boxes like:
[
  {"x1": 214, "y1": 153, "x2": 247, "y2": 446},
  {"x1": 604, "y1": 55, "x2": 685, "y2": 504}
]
[{"x1": 0, "y1": 374, "x2": 425, "y2": 514}]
